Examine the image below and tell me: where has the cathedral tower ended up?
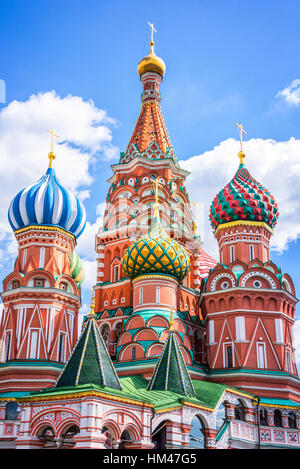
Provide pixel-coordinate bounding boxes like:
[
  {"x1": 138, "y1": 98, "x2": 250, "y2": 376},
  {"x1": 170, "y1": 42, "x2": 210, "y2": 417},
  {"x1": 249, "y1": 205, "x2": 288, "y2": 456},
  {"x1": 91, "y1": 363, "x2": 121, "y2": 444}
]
[
  {"x1": 93, "y1": 34, "x2": 216, "y2": 376},
  {"x1": 0, "y1": 134, "x2": 86, "y2": 392},
  {"x1": 202, "y1": 131, "x2": 298, "y2": 401}
]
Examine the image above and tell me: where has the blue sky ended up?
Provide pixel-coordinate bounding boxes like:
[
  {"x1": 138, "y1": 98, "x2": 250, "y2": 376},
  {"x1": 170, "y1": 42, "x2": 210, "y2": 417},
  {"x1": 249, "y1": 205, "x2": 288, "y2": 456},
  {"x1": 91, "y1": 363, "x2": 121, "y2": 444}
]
[{"x1": 1, "y1": 0, "x2": 300, "y2": 349}]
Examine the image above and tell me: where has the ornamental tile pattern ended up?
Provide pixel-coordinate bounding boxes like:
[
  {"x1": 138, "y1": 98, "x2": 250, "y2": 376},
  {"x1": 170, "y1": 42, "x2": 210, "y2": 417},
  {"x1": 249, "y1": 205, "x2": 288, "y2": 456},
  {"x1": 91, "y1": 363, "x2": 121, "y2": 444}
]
[{"x1": 210, "y1": 164, "x2": 279, "y2": 231}]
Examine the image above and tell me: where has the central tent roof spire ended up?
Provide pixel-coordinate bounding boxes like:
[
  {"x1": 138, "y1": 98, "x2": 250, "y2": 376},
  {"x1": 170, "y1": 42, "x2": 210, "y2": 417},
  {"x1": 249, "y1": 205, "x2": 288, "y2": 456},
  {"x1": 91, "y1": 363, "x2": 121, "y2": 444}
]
[{"x1": 120, "y1": 25, "x2": 177, "y2": 165}]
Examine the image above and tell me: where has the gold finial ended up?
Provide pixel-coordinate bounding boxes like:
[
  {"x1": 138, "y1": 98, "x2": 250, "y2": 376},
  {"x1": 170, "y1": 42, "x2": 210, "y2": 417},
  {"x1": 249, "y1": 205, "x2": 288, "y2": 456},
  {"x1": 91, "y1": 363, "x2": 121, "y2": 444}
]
[
  {"x1": 192, "y1": 202, "x2": 198, "y2": 235},
  {"x1": 88, "y1": 287, "x2": 96, "y2": 317},
  {"x1": 169, "y1": 307, "x2": 175, "y2": 331},
  {"x1": 47, "y1": 128, "x2": 59, "y2": 168},
  {"x1": 235, "y1": 123, "x2": 247, "y2": 165},
  {"x1": 152, "y1": 177, "x2": 163, "y2": 219},
  {"x1": 148, "y1": 21, "x2": 157, "y2": 46}
]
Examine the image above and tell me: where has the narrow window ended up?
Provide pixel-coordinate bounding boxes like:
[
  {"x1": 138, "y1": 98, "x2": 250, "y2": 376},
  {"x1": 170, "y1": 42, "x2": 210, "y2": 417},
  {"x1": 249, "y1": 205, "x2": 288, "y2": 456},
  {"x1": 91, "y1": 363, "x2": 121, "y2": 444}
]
[
  {"x1": 5, "y1": 332, "x2": 11, "y2": 361},
  {"x1": 22, "y1": 249, "x2": 27, "y2": 269},
  {"x1": 29, "y1": 330, "x2": 39, "y2": 359},
  {"x1": 257, "y1": 343, "x2": 266, "y2": 368},
  {"x1": 139, "y1": 287, "x2": 143, "y2": 305},
  {"x1": 57, "y1": 251, "x2": 63, "y2": 273},
  {"x1": 230, "y1": 245, "x2": 235, "y2": 263},
  {"x1": 156, "y1": 286, "x2": 160, "y2": 304},
  {"x1": 235, "y1": 317, "x2": 245, "y2": 341},
  {"x1": 286, "y1": 350, "x2": 291, "y2": 373},
  {"x1": 275, "y1": 319, "x2": 283, "y2": 343},
  {"x1": 131, "y1": 346, "x2": 136, "y2": 360},
  {"x1": 58, "y1": 333, "x2": 65, "y2": 362},
  {"x1": 226, "y1": 345, "x2": 233, "y2": 368},
  {"x1": 249, "y1": 245, "x2": 254, "y2": 261},
  {"x1": 208, "y1": 321, "x2": 214, "y2": 344},
  {"x1": 39, "y1": 247, "x2": 45, "y2": 269},
  {"x1": 113, "y1": 265, "x2": 119, "y2": 283}
]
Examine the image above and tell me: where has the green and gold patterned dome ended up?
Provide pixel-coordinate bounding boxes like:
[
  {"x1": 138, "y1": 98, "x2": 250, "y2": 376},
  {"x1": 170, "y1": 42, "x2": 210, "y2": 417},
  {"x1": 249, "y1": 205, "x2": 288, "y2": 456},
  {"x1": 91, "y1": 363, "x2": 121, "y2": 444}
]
[
  {"x1": 70, "y1": 252, "x2": 85, "y2": 285},
  {"x1": 121, "y1": 218, "x2": 190, "y2": 282}
]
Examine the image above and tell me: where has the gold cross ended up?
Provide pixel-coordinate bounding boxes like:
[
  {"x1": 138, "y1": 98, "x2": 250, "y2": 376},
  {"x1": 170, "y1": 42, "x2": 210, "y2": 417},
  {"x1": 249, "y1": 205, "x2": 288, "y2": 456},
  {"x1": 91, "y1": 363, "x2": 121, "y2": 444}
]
[
  {"x1": 152, "y1": 178, "x2": 163, "y2": 218},
  {"x1": 148, "y1": 22, "x2": 157, "y2": 44},
  {"x1": 89, "y1": 287, "x2": 95, "y2": 316},
  {"x1": 192, "y1": 201, "x2": 198, "y2": 235},
  {"x1": 235, "y1": 122, "x2": 247, "y2": 153},
  {"x1": 169, "y1": 307, "x2": 175, "y2": 331},
  {"x1": 47, "y1": 128, "x2": 59, "y2": 168}
]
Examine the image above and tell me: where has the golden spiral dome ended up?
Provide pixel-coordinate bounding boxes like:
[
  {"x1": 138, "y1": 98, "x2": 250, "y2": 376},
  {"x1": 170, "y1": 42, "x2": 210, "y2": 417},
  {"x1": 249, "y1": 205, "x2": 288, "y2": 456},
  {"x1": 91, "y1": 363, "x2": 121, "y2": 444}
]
[{"x1": 137, "y1": 41, "x2": 166, "y2": 78}]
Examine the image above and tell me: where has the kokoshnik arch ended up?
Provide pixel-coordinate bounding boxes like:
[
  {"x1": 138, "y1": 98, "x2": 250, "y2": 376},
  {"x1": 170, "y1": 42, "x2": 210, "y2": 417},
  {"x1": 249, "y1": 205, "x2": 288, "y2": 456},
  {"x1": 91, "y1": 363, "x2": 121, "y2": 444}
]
[{"x1": 0, "y1": 29, "x2": 299, "y2": 450}]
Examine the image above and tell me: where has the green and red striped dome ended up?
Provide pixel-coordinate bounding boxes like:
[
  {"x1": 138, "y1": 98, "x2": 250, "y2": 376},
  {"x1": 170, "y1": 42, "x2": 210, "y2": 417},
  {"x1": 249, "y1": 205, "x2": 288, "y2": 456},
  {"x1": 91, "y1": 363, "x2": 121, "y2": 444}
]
[{"x1": 209, "y1": 163, "x2": 279, "y2": 231}]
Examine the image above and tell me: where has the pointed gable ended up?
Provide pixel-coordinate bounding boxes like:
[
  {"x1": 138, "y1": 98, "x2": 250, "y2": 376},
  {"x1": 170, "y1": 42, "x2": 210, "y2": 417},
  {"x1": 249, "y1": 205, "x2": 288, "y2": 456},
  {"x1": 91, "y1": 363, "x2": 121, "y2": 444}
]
[
  {"x1": 147, "y1": 331, "x2": 195, "y2": 397},
  {"x1": 56, "y1": 315, "x2": 122, "y2": 390}
]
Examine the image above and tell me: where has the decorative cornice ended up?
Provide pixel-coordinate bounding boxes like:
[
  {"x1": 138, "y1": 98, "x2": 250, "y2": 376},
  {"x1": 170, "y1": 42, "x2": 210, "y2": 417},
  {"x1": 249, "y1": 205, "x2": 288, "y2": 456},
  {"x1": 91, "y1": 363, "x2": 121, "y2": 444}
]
[
  {"x1": 14, "y1": 224, "x2": 76, "y2": 242},
  {"x1": 19, "y1": 389, "x2": 154, "y2": 408},
  {"x1": 214, "y1": 220, "x2": 273, "y2": 236},
  {"x1": 132, "y1": 273, "x2": 179, "y2": 285}
]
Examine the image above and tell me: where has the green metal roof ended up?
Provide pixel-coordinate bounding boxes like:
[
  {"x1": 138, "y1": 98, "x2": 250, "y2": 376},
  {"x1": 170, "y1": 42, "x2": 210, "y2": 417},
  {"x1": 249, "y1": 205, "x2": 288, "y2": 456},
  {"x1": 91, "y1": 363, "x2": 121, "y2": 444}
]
[
  {"x1": 56, "y1": 314, "x2": 122, "y2": 390},
  {"x1": 147, "y1": 331, "x2": 196, "y2": 397}
]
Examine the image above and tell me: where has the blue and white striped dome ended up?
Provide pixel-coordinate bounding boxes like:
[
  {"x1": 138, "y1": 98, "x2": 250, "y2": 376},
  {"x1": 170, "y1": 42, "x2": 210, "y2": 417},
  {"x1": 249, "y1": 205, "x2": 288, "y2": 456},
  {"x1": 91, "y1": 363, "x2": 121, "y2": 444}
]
[{"x1": 8, "y1": 167, "x2": 86, "y2": 238}]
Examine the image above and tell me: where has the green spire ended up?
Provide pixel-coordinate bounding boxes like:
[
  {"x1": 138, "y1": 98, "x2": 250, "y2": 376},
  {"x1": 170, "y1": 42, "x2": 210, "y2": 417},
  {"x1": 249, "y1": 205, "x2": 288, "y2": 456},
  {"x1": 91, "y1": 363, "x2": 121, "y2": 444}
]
[
  {"x1": 56, "y1": 314, "x2": 122, "y2": 390},
  {"x1": 147, "y1": 330, "x2": 196, "y2": 397}
]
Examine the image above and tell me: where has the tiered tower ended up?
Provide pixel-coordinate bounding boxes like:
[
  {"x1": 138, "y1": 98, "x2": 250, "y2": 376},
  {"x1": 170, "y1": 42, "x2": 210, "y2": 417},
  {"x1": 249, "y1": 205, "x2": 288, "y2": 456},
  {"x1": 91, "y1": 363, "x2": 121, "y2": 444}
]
[
  {"x1": 93, "y1": 36, "x2": 216, "y2": 376},
  {"x1": 0, "y1": 134, "x2": 86, "y2": 393},
  {"x1": 202, "y1": 127, "x2": 299, "y2": 401}
]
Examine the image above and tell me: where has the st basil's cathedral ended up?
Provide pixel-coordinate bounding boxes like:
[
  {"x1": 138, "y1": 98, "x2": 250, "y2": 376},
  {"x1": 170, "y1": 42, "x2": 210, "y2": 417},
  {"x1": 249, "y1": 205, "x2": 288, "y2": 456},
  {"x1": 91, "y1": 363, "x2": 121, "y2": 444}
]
[{"x1": 0, "y1": 34, "x2": 299, "y2": 450}]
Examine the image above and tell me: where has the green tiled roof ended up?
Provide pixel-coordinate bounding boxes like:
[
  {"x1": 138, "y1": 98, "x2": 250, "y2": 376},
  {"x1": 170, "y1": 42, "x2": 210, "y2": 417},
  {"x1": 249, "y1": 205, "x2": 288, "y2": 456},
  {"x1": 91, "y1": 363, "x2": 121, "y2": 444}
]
[
  {"x1": 23, "y1": 373, "x2": 247, "y2": 414},
  {"x1": 147, "y1": 331, "x2": 196, "y2": 397},
  {"x1": 56, "y1": 314, "x2": 121, "y2": 390}
]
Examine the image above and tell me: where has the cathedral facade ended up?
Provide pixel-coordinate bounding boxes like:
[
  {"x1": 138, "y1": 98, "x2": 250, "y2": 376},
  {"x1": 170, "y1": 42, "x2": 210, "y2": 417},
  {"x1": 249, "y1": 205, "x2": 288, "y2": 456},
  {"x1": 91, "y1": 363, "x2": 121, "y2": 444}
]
[{"x1": 0, "y1": 38, "x2": 299, "y2": 450}]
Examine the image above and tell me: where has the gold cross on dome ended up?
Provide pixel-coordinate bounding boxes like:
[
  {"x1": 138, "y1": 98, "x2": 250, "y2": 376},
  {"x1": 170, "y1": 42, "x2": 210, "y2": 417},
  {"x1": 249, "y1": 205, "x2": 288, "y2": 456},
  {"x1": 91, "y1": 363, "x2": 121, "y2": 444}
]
[
  {"x1": 152, "y1": 177, "x2": 163, "y2": 217},
  {"x1": 148, "y1": 22, "x2": 157, "y2": 43},
  {"x1": 47, "y1": 128, "x2": 59, "y2": 153},
  {"x1": 235, "y1": 122, "x2": 247, "y2": 153},
  {"x1": 47, "y1": 128, "x2": 60, "y2": 168},
  {"x1": 192, "y1": 201, "x2": 198, "y2": 235}
]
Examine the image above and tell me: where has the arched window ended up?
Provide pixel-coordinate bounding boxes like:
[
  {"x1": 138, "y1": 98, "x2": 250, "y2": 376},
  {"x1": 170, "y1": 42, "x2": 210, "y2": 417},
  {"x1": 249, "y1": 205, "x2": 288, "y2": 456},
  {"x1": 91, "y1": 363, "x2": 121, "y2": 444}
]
[
  {"x1": 259, "y1": 409, "x2": 268, "y2": 426},
  {"x1": 216, "y1": 402, "x2": 226, "y2": 431},
  {"x1": 101, "y1": 324, "x2": 110, "y2": 346},
  {"x1": 274, "y1": 409, "x2": 282, "y2": 427},
  {"x1": 5, "y1": 402, "x2": 19, "y2": 420},
  {"x1": 288, "y1": 412, "x2": 297, "y2": 429},
  {"x1": 189, "y1": 416, "x2": 206, "y2": 449},
  {"x1": 118, "y1": 430, "x2": 133, "y2": 449},
  {"x1": 60, "y1": 425, "x2": 80, "y2": 449},
  {"x1": 60, "y1": 281, "x2": 68, "y2": 291},
  {"x1": 12, "y1": 280, "x2": 20, "y2": 289},
  {"x1": 234, "y1": 400, "x2": 245, "y2": 421}
]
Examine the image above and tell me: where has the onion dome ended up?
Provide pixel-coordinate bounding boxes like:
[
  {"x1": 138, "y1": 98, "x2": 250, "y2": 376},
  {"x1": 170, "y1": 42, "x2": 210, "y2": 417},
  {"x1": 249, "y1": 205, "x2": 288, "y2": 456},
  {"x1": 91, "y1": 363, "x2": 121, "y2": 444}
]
[
  {"x1": 209, "y1": 153, "x2": 279, "y2": 232},
  {"x1": 8, "y1": 166, "x2": 86, "y2": 238},
  {"x1": 70, "y1": 253, "x2": 85, "y2": 285},
  {"x1": 121, "y1": 217, "x2": 190, "y2": 282},
  {"x1": 137, "y1": 41, "x2": 166, "y2": 78}
]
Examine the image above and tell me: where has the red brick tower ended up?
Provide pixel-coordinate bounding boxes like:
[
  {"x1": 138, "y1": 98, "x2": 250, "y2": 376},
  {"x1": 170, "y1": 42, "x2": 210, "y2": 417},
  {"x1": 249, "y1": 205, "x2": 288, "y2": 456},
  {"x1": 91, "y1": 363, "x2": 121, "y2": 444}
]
[
  {"x1": 93, "y1": 38, "x2": 216, "y2": 377},
  {"x1": 202, "y1": 132, "x2": 299, "y2": 401},
  {"x1": 0, "y1": 139, "x2": 86, "y2": 393}
]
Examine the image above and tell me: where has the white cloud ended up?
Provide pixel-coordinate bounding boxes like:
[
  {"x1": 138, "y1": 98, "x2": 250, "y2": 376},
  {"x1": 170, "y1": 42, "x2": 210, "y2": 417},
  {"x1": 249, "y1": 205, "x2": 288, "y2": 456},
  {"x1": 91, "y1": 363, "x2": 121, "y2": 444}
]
[
  {"x1": 181, "y1": 136, "x2": 300, "y2": 258},
  {"x1": 0, "y1": 90, "x2": 118, "y2": 268},
  {"x1": 276, "y1": 79, "x2": 300, "y2": 106}
]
